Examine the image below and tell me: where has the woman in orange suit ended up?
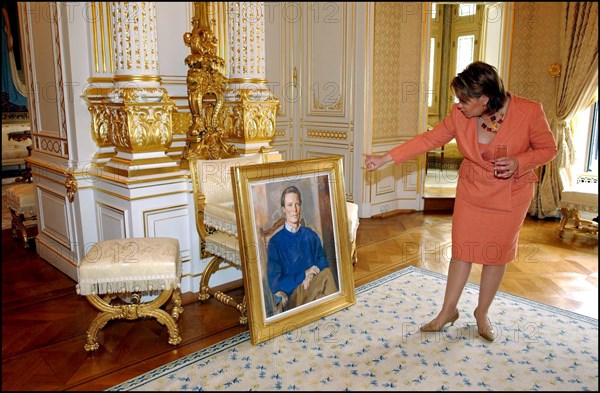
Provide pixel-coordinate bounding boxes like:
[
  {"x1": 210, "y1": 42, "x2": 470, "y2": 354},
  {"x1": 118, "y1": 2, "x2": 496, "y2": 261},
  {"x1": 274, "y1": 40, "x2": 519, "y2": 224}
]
[{"x1": 364, "y1": 62, "x2": 557, "y2": 342}]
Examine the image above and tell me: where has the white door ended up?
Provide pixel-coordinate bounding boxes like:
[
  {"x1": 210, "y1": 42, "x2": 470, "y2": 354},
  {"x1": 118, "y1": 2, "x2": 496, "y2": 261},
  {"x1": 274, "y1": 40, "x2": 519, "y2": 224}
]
[{"x1": 265, "y1": 2, "x2": 371, "y2": 206}]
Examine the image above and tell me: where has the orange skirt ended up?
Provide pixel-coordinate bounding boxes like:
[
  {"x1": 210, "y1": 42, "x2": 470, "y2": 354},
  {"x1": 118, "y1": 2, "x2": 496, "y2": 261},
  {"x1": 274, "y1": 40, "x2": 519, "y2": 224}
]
[{"x1": 451, "y1": 197, "x2": 531, "y2": 265}]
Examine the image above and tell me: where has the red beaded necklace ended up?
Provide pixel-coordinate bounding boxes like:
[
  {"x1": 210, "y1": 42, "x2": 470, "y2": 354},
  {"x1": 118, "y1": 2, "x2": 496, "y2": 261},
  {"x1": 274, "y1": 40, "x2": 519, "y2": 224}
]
[{"x1": 480, "y1": 112, "x2": 504, "y2": 133}]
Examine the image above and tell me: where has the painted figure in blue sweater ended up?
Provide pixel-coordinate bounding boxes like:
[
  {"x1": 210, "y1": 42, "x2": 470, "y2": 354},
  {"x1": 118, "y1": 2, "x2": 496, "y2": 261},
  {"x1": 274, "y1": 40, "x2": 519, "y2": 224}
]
[{"x1": 267, "y1": 186, "x2": 338, "y2": 313}]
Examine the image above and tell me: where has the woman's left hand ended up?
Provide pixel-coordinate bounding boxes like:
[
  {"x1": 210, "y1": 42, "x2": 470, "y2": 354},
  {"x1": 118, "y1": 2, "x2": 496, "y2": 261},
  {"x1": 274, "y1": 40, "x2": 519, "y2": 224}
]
[{"x1": 494, "y1": 156, "x2": 519, "y2": 178}]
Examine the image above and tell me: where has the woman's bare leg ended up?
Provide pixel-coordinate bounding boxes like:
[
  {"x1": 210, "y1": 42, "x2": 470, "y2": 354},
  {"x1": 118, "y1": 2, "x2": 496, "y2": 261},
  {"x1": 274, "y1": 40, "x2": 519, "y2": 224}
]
[
  {"x1": 422, "y1": 258, "x2": 472, "y2": 328},
  {"x1": 474, "y1": 264, "x2": 507, "y2": 334}
]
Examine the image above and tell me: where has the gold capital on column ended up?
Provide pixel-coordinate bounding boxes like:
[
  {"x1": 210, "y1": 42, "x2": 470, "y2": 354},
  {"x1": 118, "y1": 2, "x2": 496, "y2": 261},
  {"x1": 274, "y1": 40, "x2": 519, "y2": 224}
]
[{"x1": 85, "y1": 2, "x2": 181, "y2": 180}]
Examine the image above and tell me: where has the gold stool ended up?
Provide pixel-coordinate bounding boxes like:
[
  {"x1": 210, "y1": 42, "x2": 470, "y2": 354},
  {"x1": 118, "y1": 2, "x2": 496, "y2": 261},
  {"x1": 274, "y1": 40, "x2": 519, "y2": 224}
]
[
  {"x1": 76, "y1": 237, "x2": 184, "y2": 352},
  {"x1": 5, "y1": 183, "x2": 38, "y2": 248},
  {"x1": 558, "y1": 176, "x2": 598, "y2": 239}
]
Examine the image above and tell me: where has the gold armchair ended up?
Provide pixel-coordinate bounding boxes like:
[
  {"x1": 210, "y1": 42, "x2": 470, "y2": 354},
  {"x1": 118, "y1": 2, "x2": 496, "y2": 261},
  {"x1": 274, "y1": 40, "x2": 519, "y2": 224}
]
[{"x1": 189, "y1": 151, "x2": 270, "y2": 324}]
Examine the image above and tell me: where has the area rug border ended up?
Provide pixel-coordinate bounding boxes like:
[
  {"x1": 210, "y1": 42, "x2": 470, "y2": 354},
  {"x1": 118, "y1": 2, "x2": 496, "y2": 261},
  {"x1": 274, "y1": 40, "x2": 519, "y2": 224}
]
[{"x1": 109, "y1": 266, "x2": 598, "y2": 391}]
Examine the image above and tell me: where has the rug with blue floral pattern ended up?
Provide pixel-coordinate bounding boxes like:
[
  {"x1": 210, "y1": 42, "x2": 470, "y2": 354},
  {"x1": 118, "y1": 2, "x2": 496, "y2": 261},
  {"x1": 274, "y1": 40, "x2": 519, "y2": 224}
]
[{"x1": 111, "y1": 266, "x2": 598, "y2": 391}]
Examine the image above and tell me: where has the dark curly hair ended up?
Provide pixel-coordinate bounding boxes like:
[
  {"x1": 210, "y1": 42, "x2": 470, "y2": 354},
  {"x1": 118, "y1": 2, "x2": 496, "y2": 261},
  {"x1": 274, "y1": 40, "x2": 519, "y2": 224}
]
[{"x1": 450, "y1": 61, "x2": 508, "y2": 115}]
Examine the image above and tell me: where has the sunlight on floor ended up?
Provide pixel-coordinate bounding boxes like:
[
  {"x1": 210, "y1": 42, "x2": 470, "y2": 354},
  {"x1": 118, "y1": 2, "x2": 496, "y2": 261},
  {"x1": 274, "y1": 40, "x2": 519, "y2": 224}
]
[{"x1": 424, "y1": 168, "x2": 458, "y2": 198}]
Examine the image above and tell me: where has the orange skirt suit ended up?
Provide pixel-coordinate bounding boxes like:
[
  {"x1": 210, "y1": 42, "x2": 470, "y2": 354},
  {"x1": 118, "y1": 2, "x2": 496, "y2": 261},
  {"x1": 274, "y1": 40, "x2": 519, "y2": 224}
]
[{"x1": 389, "y1": 95, "x2": 558, "y2": 265}]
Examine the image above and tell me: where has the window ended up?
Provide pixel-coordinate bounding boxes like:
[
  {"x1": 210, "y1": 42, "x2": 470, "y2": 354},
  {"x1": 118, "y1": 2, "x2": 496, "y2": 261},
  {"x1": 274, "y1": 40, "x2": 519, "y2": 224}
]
[
  {"x1": 587, "y1": 102, "x2": 598, "y2": 173},
  {"x1": 455, "y1": 35, "x2": 475, "y2": 75},
  {"x1": 458, "y1": 3, "x2": 477, "y2": 17},
  {"x1": 428, "y1": 37, "x2": 436, "y2": 108},
  {"x1": 572, "y1": 101, "x2": 598, "y2": 174}
]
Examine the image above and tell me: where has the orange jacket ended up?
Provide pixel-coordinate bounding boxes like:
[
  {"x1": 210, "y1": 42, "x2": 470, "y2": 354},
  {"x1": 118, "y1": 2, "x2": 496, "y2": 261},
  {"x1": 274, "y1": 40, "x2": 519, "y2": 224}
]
[{"x1": 389, "y1": 95, "x2": 558, "y2": 212}]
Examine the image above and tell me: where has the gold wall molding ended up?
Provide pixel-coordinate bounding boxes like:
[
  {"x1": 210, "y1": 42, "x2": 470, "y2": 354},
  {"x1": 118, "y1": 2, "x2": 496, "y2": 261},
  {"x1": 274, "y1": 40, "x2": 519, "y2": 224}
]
[
  {"x1": 113, "y1": 75, "x2": 163, "y2": 83},
  {"x1": 90, "y1": 2, "x2": 114, "y2": 74},
  {"x1": 312, "y1": 94, "x2": 343, "y2": 111},
  {"x1": 228, "y1": 78, "x2": 268, "y2": 84},
  {"x1": 306, "y1": 129, "x2": 348, "y2": 140}
]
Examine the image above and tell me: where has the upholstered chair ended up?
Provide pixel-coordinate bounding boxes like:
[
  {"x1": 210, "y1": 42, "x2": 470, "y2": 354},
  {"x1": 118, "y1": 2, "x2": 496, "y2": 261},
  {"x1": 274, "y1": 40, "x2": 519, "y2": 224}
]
[
  {"x1": 189, "y1": 153, "x2": 360, "y2": 324},
  {"x1": 189, "y1": 152, "x2": 270, "y2": 324},
  {"x1": 557, "y1": 168, "x2": 598, "y2": 238}
]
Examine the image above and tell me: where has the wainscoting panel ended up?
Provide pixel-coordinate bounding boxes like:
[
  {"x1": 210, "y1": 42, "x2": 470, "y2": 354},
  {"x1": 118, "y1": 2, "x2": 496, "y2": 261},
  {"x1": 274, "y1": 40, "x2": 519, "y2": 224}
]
[
  {"x1": 97, "y1": 203, "x2": 127, "y2": 241},
  {"x1": 34, "y1": 177, "x2": 79, "y2": 280},
  {"x1": 37, "y1": 184, "x2": 71, "y2": 248},
  {"x1": 363, "y1": 140, "x2": 423, "y2": 217},
  {"x1": 302, "y1": 2, "x2": 353, "y2": 122},
  {"x1": 143, "y1": 204, "x2": 192, "y2": 263}
]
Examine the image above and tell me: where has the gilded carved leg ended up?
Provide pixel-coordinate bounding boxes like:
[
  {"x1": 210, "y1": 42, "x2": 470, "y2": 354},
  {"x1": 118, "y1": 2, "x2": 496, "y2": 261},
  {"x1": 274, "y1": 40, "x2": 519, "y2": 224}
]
[
  {"x1": 84, "y1": 309, "x2": 117, "y2": 352},
  {"x1": 9, "y1": 207, "x2": 19, "y2": 240},
  {"x1": 198, "y1": 256, "x2": 247, "y2": 325},
  {"x1": 558, "y1": 207, "x2": 570, "y2": 238},
  {"x1": 572, "y1": 209, "x2": 582, "y2": 229},
  {"x1": 198, "y1": 256, "x2": 222, "y2": 301},
  {"x1": 83, "y1": 289, "x2": 181, "y2": 352},
  {"x1": 8, "y1": 207, "x2": 37, "y2": 248},
  {"x1": 239, "y1": 296, "x2": 247, "y2": 325},
  {"x1": 171, "y1": 287, "x2": 184, "y2": 321},
  {"x1": 558, "y1": 207, "x2": 598, "y2": 238}
]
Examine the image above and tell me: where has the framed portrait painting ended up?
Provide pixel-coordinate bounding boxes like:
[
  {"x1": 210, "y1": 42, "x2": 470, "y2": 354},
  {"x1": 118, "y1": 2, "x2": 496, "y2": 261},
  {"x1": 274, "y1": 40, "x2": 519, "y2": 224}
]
[{"x1": 231, "y1": 156, "x2": 356, "y2": 345}]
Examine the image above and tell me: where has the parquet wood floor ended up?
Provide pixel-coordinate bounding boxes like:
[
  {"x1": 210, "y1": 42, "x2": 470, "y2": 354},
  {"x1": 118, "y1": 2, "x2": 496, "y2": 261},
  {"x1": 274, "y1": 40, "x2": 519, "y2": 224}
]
[{"x1": 1, "y1": 212, "x2": 597, "y2": 391}]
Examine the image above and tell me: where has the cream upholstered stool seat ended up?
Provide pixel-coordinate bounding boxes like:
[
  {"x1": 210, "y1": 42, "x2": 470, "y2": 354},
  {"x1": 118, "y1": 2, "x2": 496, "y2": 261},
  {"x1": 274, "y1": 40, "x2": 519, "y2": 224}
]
[
  {"x1": 76, "y1": 237, "x2": 183, "y2": 351},
  {"x1": 5, "y1": 182, "x2": 38, "y2": 248}
]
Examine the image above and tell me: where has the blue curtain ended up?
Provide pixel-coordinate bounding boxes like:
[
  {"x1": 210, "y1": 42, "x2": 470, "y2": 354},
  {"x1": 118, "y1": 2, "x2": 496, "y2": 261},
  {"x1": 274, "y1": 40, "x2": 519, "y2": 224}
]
[{"x1": 1, "y1": 11, "x2": 28, "y2": 109}]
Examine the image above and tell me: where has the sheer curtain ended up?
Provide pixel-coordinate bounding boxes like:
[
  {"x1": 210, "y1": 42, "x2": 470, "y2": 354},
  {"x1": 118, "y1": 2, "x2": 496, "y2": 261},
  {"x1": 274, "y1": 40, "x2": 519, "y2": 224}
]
[{"x1": 529, "y1": 2, "x2": 598, "y2": 218}]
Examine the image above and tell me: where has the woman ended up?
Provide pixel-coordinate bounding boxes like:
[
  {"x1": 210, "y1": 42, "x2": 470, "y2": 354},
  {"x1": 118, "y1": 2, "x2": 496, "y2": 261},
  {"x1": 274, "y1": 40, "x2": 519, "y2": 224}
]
[{"x1": 364, "y1": 62, "x2": 557, "y2": 342}]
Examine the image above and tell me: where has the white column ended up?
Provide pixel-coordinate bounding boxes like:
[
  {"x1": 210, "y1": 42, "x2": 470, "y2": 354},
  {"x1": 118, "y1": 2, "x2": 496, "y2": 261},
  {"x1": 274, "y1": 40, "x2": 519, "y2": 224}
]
[
  {"x1": 223, "y1": 2, "x2": 279, "y2": 156},
  {"x1": 110, "y1": 2, "x2": 161, "y2": 93},
  {"x1": 88, "y1": 1, "x2": 177, "y2": 178},
  {"x1": 226, "y1": 2, "x2": 269, "y2": 98}
]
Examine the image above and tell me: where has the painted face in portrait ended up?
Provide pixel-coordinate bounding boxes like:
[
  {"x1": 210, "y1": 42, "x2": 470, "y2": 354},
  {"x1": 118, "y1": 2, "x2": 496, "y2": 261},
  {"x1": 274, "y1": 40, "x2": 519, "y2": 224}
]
[{"x1": 282, "y1": 192, "x2": 302, "y2": 227}]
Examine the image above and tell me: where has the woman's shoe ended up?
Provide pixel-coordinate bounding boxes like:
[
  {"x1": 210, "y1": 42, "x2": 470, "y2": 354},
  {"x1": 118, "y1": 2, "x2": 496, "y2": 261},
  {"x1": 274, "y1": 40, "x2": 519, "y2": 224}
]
[
  {"x1": 420, "y1": 309, "x2": 459, "y2": 332},
  {"x1": 474, "y1": 308, "x2": 495, "y2": 342}
]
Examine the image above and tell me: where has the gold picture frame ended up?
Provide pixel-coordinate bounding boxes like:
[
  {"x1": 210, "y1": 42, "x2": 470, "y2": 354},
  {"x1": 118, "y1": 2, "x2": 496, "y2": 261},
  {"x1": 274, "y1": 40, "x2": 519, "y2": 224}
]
[{"x1": 232, "y1": 156, "x2": 356, "y2": 345}]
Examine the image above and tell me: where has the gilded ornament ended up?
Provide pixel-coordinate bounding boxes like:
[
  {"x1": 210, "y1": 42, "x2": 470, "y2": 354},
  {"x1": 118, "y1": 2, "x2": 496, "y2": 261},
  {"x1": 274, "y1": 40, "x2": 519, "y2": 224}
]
[
  {"x1": 181, "y1": 5, "x2": 237, "y2": 161},
  {"x1": 65, "y1": 174, "x2": 78, "y2": 203},
  {"x1": 548, "y1": 63, "x2": 561, "y2": 78}
]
